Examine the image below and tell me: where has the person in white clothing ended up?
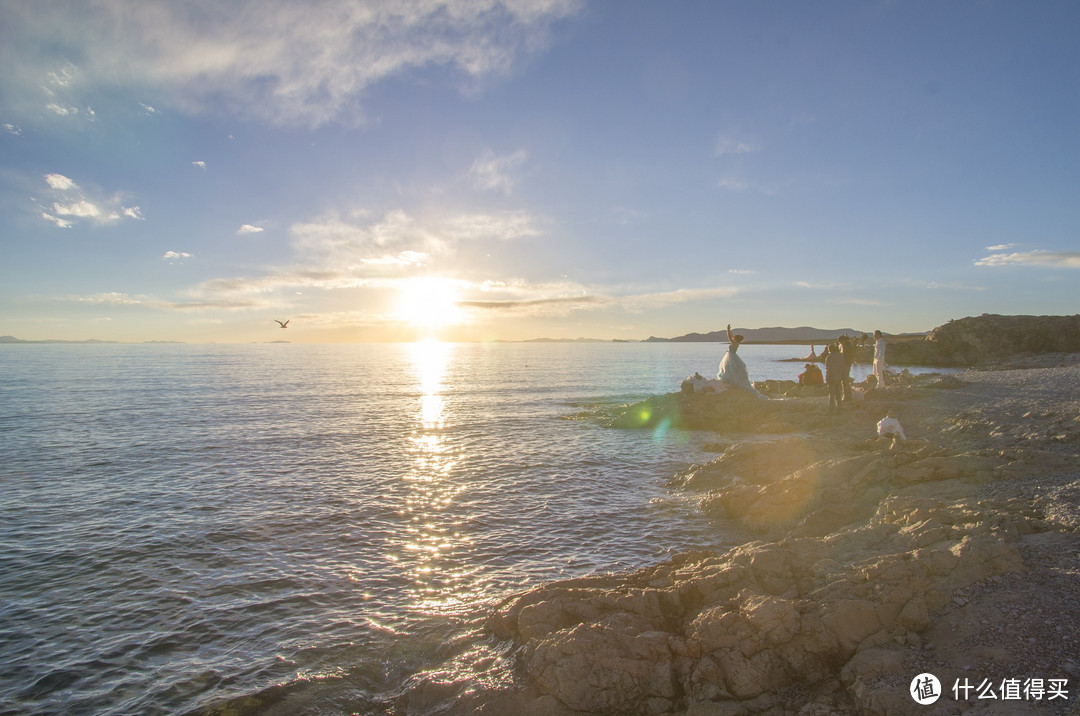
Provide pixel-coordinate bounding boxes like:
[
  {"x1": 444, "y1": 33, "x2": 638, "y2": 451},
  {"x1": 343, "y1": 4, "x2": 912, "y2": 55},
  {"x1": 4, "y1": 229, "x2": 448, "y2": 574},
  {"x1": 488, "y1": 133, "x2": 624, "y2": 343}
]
[
  {"x1": 877, "y1": 415, "x2": 907, "y2": 445},
  {"x1": 718, "y1": 323, "x2": 768, "y2": 400},
  {"x1": 873, "y1": 329, "x2": 887, "y2": 389}
]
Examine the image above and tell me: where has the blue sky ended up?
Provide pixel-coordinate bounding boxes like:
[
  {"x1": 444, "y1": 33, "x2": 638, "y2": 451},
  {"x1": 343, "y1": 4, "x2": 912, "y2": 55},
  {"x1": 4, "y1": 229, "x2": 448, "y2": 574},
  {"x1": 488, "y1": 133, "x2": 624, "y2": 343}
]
[{"x1": 1, "y1": 0, "x2": 1077, "y2": 342}]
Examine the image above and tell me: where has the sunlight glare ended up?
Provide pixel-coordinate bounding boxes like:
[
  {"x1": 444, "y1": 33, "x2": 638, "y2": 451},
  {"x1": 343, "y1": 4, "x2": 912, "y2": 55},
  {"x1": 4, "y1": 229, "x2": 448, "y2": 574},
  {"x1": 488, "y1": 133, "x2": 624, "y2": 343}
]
[{"x1": 396, "y1": 277, "x2": 464, "y2": 329}]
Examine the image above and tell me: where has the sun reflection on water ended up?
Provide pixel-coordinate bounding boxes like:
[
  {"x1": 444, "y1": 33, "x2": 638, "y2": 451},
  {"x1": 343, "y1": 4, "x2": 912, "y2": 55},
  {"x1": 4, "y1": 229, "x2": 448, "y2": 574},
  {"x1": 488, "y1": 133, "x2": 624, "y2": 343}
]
[{"x1": 396, "y1": 340, "x2": 479, "y2": 611}]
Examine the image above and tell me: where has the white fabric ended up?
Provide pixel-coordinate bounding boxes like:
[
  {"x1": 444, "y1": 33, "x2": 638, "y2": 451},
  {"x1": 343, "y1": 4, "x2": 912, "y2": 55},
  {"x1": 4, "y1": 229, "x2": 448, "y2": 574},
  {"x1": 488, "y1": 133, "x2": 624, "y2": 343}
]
[
  {"x1": 877, "y1": 416, "x2": 907, "y2": 442},
  {"x1": 681, "y1": 375, "x2": 729, "y2": 394},
  {"x1": 873, "y1": 338, "x2": 887, "y2": 388},
  {"x1": 717, "y1": 345, "x2": 767, "y2": 400}
]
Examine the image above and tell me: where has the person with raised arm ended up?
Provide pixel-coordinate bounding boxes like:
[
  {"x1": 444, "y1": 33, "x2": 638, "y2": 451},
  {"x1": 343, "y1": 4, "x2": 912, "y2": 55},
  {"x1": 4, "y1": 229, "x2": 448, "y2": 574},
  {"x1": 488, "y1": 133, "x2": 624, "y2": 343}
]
[{"x1": 717, "y1": 323, "x2": 767, "y2": 399}]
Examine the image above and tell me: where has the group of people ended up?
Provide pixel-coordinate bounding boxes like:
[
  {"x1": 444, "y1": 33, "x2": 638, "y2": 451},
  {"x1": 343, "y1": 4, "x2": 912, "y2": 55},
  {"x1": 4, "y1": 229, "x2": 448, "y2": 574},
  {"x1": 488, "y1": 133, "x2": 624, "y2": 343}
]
[
  {"x1": 806, "y1": 330, "x2": 888, "y2": 412},
  {"x1": 719, "y1": 324, "x2": 889, "y2": 412}
]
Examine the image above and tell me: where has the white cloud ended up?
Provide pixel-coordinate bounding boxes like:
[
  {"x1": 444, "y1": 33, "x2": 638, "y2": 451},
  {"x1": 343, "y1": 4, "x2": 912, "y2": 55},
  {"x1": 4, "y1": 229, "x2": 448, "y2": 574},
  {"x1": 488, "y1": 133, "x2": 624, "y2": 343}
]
[
  {"x1": 975, "y1": 250, "x2": 1080, "y2": 268},
  {"x1": 3, "y1": 123, "x2": 21, "y2": 135},
  {"x1": 41, "y1": 212, "x2": 73, "y2": 229},
  {"x1": 2, "y1": 0, "x2": 583, "y2": 127},
  {"x1": 921, "y1": 281, "x2": 985, "y2": 291},
  {"x1": 362, "y1": 250, "x2": 428, "y2": 267},
  {"x1": 73, "y1": 291, "x2": 143, "y2": 305},
  {"x1": 442, "y1": 210, "x2": 541, "y2": 242},
  {"x1": 192, "y1": 160, "x2": 206, "y2": 169},
  {"x1": 728, "y1": 268, "x2": 756, "y2": 275},
  {"x1": 54, "y1": 200, "x2": 103, "y2": 218},
  {"x1": 237, "y1": 224, "x2": 264, "y2": 234},
  {"x1": 717, "y1": 177, "x2": 750, "y2": 192},
  {"x1": 715, "y1": 134, "x2": 758, "y2": 156},
  {"x1": 45, "y1": 173, "x2": 77, "y2": 190},
  {"x1": 163, "y1": 250, "x2": 193, "y2": 261},
  {"x1": 716, "y1": 176, "x2": 778, "y2": 195},
  {"x1": 469, "y1": 148, "x2": 528, "y2": 194},
  {"x1": 794, "y1": 280, "x2": 856, "y2": 290},
  {"x1": 37, "y1": 173, "x2": 142, "y2": 228},
  {"x1": 291, "y1": 207, "x2": 541, "y2": 267},
  {"x1": 175, "y1": 207, "x2": 543, "y2": 308},
  {"x1": 46, "y1": 102, "x2": 80, "y2": 117},
  {"x1": 985, "y1": 243, "x2": 1019, "y2": 251}
]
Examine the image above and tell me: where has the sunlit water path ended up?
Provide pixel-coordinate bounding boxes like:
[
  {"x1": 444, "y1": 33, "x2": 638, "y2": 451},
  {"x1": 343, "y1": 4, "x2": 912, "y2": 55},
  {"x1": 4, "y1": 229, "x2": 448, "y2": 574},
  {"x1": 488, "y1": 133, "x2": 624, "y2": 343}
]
[{"x1": 0, "y1": 342, "x2": 921, "y2": 714}]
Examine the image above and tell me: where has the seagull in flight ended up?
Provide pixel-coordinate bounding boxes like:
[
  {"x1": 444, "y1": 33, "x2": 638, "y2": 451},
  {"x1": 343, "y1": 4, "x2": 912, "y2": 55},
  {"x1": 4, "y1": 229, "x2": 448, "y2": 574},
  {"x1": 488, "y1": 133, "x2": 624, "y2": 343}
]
[{"x1": 275, "y1": 320, "x2": 290, "y2": 328}]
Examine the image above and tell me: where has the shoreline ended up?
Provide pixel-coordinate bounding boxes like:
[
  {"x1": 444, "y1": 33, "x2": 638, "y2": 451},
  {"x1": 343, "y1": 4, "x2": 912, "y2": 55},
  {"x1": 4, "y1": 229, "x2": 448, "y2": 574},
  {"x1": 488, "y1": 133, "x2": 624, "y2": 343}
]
[{"x1": 407, "y1": 359, "x2": 1080, "y2": 714}]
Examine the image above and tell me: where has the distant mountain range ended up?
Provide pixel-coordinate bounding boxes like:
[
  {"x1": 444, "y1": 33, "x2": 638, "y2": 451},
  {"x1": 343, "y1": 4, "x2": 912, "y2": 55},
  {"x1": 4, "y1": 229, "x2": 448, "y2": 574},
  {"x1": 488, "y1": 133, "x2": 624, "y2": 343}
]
[
  {"x1": 0, "y1": 336, "x2": 182, "y2": 344},
  {"x1": 644, "y1": 326, "x2": 871, "y2": 343},
  {"x1": 2, "y1": 329, "x2": 926, "y2": 345}
]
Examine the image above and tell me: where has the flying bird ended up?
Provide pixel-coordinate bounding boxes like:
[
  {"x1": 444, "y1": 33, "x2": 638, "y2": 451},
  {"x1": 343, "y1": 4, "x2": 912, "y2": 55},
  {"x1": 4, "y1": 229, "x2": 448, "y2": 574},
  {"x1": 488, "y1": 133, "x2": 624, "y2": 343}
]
[{"x1": 275, "y1": 320, "x2": 290, "y2": 328}]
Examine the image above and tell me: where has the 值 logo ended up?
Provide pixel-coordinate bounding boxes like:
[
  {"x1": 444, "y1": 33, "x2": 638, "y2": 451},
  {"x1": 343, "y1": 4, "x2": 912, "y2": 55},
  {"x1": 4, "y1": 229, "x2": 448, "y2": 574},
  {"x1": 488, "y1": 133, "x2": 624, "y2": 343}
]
[{"x1": 911, "y1": 673, "x2": 942, "y2": 705}]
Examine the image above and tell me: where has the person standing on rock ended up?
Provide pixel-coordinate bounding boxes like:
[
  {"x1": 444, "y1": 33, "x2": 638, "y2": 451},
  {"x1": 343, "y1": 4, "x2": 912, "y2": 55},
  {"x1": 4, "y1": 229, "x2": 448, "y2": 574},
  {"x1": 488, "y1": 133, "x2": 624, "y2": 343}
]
[
  {"x1": 873, "y1": 330, "x2": 887, "y2": 389},
  {"x1": 838, "y1": 334, "x2": 855, "y2": 401},
  {"x1": 824, "y1": 343, "x2": 846, "y2": 413},
  {"x1": 718, "y1": 323, "x2": 767, "y2": 400}
]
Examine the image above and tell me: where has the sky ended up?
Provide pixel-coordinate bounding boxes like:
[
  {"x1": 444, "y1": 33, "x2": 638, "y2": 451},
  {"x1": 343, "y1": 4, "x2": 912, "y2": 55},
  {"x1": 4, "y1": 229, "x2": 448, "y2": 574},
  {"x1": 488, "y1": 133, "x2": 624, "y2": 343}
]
[{"x1": 1, "y1": 0, "x2": 1077, "y2": 343}]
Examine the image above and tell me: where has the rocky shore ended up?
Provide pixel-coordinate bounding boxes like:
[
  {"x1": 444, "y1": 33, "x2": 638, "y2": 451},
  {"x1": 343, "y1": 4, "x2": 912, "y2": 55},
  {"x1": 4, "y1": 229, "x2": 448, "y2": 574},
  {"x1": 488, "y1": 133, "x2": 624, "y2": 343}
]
[
  {"x1": 884, "y1": 314, "x2": 1080, "y2": 367},
  {"x1": 426, "y1": 357, "x2": 1080, "y2": 715}
]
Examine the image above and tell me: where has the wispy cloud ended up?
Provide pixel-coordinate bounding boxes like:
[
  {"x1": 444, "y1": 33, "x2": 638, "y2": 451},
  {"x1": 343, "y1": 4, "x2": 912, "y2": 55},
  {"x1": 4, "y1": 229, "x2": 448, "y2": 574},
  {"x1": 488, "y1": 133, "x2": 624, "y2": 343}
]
[
  {"x1": 192, "y1": 161, "x2": 206, "y2": 169},
  {"x1": 163, "y1": 250, "x2": 192, "y2": 261},
  {"x1": 715, "y1": 133, "x2": 759, "y2": 156},
  {"x1": 611, "y1": 206, "x2": 647, "y2": 225},
  {"x1": 291, "y1": 208, "x2": 541, "y2": 267},
  {"x1": 974, "y1": 250, "x2": 1080, "y2": 268},
  {"x1": 985, "y1": 243, "x2": 1019, "y2": 251},
  {"x1": 794, "y1": 280, "x2": 856, "y2": 290},
  {"x1": 71, "y1": 292, "x2": 143, "y2": 305},
  {"x1": 716, "y1": 176, "x2": 778, "y2": 195},
  {"x1": 460, "y1": 294, "x2": 603, "y2": 313},
  {"x1": 37, "y1": 173, "x2": 142, "y2": 228},
  {"x1": 237, "y1": 224, "x2": 264, "y2": 234},
  {"x1": 625, "y1": 286, "x2": 740, "y2": 307},
  {"x1": 182, "y1": 208, "x2": 540, "y2": 304},
  {"x1": 458, "y1": 282, "x2": 740, "y2": 317},
  {"x1": 832, "y1": 298, "x2": 885, "y2": 306},
  {"x1": 2, "y1": 0, "x2": 583, "y2": 127},
  {"x1": 921, "y1": 281, "x2": 985, "y2": 291},
  {"x1": 469, "y1": 148, "x2": 528, "y2": 194},
  {"x1": 455, "y1": 278, "x2": 603, "y2": 317}
]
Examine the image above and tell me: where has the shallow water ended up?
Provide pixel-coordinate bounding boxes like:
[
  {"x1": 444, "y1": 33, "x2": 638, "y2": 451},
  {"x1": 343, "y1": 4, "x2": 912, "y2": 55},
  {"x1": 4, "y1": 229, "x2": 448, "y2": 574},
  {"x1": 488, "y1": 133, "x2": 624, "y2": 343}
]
[{"x1": 0, "y1": 342, "x2": 939, "y2": 714}]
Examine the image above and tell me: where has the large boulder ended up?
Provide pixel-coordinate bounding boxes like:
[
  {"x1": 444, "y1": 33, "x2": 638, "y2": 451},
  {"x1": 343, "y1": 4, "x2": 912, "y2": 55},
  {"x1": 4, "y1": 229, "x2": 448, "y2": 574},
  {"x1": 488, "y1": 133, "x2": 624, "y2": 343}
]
[{"x1": 888, "y1": 314, "x2": 1080, "y2": 366}]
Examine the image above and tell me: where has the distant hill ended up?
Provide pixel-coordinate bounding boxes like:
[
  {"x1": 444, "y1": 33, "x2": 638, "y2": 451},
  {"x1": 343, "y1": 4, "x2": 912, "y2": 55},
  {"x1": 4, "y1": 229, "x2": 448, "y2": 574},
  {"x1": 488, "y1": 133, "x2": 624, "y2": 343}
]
[
  {"x1": 0, "y1": 335, "x2": 119, "y2": 344},
  {"x1": 523, "y1": 337, "x2": 612, "y2": 343},
  {"x1": 644, "y1": 326, "x2": 871, "y2": 344},
  {"x1": 0, "y1": 336, "x2": 182, "y2": 345}
]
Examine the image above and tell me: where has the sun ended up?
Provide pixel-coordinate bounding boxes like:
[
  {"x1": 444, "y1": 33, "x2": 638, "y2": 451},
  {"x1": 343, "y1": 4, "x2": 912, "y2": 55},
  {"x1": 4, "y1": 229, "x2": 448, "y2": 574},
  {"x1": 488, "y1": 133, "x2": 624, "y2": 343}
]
[{"x1": 396, "y1": 277, "x2": 465, "y2": 329}]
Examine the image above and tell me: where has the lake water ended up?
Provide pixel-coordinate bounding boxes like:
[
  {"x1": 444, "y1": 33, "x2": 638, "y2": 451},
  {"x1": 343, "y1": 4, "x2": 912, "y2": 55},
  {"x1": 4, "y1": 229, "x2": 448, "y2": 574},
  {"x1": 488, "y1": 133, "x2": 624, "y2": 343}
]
[{"x1": 0, "y1": 342, "x2": 919, "y2": 715}]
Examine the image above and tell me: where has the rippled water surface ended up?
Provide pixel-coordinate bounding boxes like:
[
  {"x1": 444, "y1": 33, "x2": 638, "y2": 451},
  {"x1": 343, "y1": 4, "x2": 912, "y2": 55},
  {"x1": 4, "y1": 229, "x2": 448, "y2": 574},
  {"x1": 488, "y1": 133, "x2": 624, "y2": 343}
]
[{"x1": 1, "y1": 342, "x2": 867, "y2": 714}]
